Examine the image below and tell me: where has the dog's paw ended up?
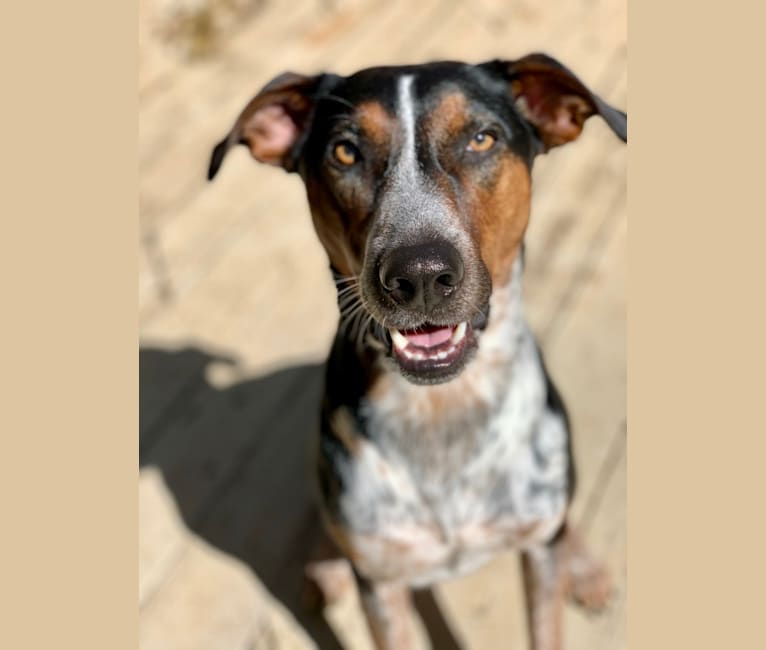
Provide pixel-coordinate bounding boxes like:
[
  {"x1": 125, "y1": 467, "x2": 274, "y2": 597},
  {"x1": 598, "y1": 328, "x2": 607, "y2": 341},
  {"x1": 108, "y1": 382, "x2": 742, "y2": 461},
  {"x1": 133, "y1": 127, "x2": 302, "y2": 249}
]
[
  {"x1": 566, "y1": 560, "x2": 614, "y2": 614},
  {"x1": 302, "y1": 558, "x2": 354, "y2": 611},
  {"x1": 300, "y1": 574, "x2": 327, "y2": 613}
]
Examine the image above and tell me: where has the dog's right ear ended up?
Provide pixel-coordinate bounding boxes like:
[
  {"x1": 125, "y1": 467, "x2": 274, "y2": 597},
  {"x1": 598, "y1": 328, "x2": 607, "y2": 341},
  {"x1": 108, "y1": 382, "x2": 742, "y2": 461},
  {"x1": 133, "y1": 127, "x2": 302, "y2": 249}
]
[
  {"x1": 481, "y1": 54, "x2": 626, "y2": 151},
  {"x1": 208, "y1": 72, "x2": 326, "y2": 180}
]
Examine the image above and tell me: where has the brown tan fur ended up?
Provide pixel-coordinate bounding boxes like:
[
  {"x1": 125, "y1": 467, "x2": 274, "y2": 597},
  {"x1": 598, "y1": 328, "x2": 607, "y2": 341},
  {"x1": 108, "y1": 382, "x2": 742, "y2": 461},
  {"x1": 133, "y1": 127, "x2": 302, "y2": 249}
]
[
  {"x1": 470, "y1": 155, "x2": 531, "y2": 285},
  {"x1": 329, "y1": 407, "x2": 362, "y2": 456},
  {"x1": 305, "y1": 176, "x2": 363, "y2": 277},
  {"x1": 356, "y1": 100, "x2": 394, "y2": 148},
  {"x1": 423, "y1": 92, "x2": 470, "y2": 143}
]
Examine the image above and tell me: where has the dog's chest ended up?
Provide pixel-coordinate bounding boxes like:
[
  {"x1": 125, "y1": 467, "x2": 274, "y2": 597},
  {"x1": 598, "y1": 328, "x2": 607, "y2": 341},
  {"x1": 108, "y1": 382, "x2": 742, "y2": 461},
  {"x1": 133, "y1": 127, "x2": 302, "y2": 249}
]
[{"x1": 333, "y1": 331, "x2": 570, "y2": 587}]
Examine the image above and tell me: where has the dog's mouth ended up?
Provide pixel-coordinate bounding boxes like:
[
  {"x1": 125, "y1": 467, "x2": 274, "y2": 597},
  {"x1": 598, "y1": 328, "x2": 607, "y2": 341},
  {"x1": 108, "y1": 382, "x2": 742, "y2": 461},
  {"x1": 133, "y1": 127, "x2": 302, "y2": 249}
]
[{"x1": 386, "y1": 321, "x2": 476, "y2": 384}]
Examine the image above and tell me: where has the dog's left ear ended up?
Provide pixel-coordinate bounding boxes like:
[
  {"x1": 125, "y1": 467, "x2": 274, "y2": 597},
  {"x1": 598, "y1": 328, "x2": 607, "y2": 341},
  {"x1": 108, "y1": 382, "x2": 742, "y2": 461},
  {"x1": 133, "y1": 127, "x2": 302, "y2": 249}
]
[
  {"x1": 208, "y1": 72, "x2": 328, "y2": 180},
  {"x1": 483, "y1": 53, "x2": 627, "y2": 151}
]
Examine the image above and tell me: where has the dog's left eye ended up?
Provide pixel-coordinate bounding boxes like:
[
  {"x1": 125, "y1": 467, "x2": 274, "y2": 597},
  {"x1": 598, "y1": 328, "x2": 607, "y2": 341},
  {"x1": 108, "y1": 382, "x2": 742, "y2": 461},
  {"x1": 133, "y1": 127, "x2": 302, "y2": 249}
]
[
  {"x1": 467, "y1": 131, "x2": 497, "y2": 153},
  {"x1": 333, "y1": 141, "x2": 361, "y2": 166}
]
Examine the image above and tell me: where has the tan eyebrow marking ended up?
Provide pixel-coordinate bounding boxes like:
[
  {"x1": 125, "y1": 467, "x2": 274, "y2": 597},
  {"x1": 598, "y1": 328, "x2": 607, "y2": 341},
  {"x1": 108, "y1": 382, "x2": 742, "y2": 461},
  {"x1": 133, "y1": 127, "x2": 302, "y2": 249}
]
[
  {"x1": 355, "y1": 101, "x2": 393, "y2": 146},
  {"x1": 425, "y1": 92, "x2": 470, "y2": 137}
]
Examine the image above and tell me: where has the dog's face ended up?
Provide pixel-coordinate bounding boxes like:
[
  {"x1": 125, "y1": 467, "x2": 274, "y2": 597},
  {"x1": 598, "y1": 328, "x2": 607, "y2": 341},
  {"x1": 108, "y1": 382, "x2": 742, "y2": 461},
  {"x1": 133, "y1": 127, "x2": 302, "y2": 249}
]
[{"x1": 209, "y1": 55, "x2": 626, "y2": 385}]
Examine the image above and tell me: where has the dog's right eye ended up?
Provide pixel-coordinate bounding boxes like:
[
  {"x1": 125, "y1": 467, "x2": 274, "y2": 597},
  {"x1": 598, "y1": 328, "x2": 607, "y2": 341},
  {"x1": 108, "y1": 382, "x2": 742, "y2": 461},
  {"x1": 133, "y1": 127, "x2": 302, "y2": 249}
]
[
  {"x1": 332, "y1": 141, "x2": 361, "y2": 166},
  {"x1": 467, "y1": 131, "x2": 497, "y2": 153}
]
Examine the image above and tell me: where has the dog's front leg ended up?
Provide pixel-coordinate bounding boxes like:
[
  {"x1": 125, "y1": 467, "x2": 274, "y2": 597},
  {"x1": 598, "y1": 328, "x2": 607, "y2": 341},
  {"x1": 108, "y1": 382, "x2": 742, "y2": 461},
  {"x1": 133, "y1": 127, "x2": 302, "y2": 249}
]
[
  {"x1": 521, "y1": 542, "x2": 566, "y2": 650},
  {"x1": 522, "y1": 522, "x2": 613, "y2": 649},
  {"x1": 355, "y1": 572, "x2": 416, "y2": 650}
]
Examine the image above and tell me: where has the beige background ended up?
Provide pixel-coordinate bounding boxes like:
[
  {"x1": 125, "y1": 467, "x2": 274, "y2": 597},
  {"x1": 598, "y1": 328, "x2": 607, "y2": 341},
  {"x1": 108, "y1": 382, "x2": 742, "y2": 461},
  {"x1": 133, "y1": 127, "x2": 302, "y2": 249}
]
[{"x1": 3, "y1": 0, "x2": 766, "y2": 649}]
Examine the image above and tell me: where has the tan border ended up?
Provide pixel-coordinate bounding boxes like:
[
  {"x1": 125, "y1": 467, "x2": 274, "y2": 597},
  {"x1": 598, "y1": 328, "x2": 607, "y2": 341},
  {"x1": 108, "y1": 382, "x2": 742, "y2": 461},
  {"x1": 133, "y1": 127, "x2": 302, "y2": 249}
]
[
  {"x1": 1, "y1": 2, "x2": 137, "y2": 649},
  {"x1": 629, "y1": 1, "x2": 765, "y2": 649},
  {"x1": 5, "y1": 0, "x2": 765, "y2": 648}
]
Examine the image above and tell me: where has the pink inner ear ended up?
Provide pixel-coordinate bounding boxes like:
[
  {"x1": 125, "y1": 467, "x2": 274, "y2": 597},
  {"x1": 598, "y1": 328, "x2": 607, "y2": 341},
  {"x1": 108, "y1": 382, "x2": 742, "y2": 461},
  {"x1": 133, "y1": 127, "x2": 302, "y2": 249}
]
[
  {"x1": 245, "y1": 104, "x2": 299, "y2": 165},
  {"x1": 551, "y1": 103, "x2": 582, "y2": 140},
  {"x1": 514, "y1": 75, "x2": 592, "y2": 147},
  {"x1": 528, "y1": 94, "x2": 583, "y2": 140}
]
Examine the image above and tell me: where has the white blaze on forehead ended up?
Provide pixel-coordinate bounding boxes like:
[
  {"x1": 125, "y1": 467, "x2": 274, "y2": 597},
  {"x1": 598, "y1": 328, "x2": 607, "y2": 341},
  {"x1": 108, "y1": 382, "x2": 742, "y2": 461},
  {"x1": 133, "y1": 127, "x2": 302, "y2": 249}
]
[{"x1": 396, "y1": 74, "x2": 418, "y2": 182}]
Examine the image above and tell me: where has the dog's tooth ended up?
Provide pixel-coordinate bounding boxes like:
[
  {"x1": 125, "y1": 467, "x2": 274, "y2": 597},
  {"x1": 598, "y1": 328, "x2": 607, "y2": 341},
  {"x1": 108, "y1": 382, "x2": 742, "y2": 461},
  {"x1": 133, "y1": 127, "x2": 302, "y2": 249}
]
[
  {"x1": 390, "y1": 329, "x2": 409, "y2": 351},
  {"x1": 404, "y1": 347, "x2": 422, "y2": 361},
  {"x1": 451, "y1": 322, "x2": 467, "y2": 344}
]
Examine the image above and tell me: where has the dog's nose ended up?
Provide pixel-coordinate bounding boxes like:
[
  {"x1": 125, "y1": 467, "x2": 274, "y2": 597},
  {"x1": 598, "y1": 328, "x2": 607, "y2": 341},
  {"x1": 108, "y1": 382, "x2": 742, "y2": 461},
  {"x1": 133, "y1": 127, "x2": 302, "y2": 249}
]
[{"x1": 378, "y1": 241, "x2": 464, "y2": 312}]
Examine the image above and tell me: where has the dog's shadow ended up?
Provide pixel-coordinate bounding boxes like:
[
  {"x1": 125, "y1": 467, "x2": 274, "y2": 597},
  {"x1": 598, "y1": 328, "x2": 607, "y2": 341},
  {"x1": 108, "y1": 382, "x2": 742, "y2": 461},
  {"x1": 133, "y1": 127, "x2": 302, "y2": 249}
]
[{"x1": 140, "y1": 344, "x2": 463, "y2": 649}]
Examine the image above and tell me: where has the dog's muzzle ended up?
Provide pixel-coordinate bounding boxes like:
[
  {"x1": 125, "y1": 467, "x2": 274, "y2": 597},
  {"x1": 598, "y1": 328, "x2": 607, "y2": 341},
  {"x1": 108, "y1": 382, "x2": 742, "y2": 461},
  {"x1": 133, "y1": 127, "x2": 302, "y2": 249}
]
[{"x1": 367, "y1": 239, "x2": 486, "y2": 385}]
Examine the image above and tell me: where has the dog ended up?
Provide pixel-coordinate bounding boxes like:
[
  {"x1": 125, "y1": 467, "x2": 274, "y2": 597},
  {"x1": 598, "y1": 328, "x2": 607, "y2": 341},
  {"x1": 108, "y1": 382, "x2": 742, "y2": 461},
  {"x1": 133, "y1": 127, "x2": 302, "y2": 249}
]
[{"x1": 208, "y1": 53, "x2": 627, "y2": 650}]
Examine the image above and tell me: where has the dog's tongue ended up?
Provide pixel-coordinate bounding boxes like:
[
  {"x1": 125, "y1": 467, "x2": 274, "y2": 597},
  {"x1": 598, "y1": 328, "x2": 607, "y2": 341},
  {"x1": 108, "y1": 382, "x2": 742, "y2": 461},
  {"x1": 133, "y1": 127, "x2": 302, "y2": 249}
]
[{"x1": 402, "y1": 325, "x2": 453, "y2": 348}]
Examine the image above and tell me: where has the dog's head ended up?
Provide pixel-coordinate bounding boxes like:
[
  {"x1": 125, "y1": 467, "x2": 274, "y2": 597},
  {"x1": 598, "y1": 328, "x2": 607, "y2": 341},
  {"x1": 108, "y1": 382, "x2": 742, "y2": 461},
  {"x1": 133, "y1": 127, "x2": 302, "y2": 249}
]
[{"x1": 209, "y1": 54, "x2": 626, "y2": 385}]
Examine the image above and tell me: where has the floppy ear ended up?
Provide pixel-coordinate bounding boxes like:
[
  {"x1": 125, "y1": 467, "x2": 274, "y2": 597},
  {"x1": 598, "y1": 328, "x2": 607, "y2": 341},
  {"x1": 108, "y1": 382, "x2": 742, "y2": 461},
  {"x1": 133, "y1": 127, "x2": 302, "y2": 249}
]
[
  {"x1": 207, "y1": 72, "x2": 327, "y2": 180},
  {"x1": 484, "y1": 53, "x2": 627, "y2": 151}
]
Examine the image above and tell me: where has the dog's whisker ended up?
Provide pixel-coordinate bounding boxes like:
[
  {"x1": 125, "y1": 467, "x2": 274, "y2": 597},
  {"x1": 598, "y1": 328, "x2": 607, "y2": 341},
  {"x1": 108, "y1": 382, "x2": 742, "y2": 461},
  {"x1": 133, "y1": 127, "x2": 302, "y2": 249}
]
[
  {"x1": 338, "y1": 285, "x2": 360, "y2": 300},
  {"x1": 465, "y1": 297, "x2": 485, "y2": 322},
  {"x1": 355, "y1": 312, "x2": 373, "y2": 350},
  {"x1": 339, "y1": 307, "x2": 363, "y2": 326},
  {"x1": 349, "y1": 310, "x2": 362, "y2": 341},
  {"x1": 339, "y1": 302, "x2": 365, "y2": 332},
  {"x1": 343, "y1": 316, "x2": 363, "y2": 341},
  {"x1": 334, "y1": 275, "x2": 359, "y2": 286},
  {"x1": 326, "y1": 113, "x2": 357, "y2": 125},
  {"x1": 320, "y1": 93, "x2": 356, "y2": 110},
  {"x1": 339, "y1": 294, "x2": 362, "y2": 314},
  {"x1": 365, "y1": 315, "x2": 379, "y2": 347},
  {"x1": 336, "y1": 285, "x2": 360, "y2": 299},
  {"x1": 338, "y1": 289, "x2": 385, "y2": 352},
  {"x1": 340, "y1": 293, "x2": 360, "y2": 305}
]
